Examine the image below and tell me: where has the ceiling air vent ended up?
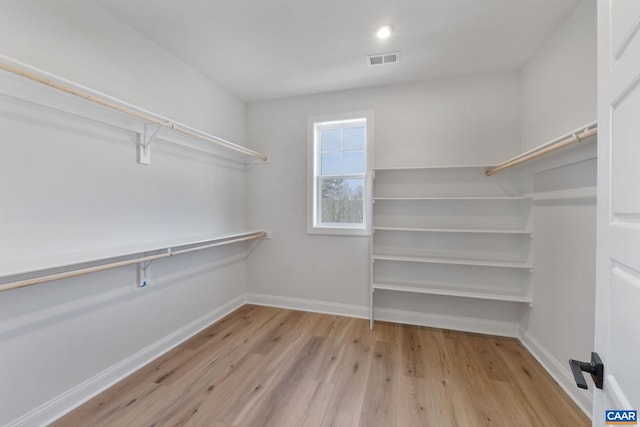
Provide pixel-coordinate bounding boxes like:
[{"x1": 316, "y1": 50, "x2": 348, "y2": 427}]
[{"x1": 368, "y1": 51, "x2": 400, "y2": 66}]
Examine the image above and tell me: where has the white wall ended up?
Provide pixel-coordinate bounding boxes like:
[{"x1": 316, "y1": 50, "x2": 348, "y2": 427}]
[
  {"x1": 0, "y1": 0, "x2": 245, "y2": 141},
  {"x1": 521, "y1": 0, "x2": 597, "y2": 150},
  {"x1": 0, "y1": 1, "x2": 251, "y2": 425},
  {"x1": 519, "y1": 0, "x2": 597, "y2": 415},
  {"x1": 246, "y1": 73, "x2": 523, "y2": 330}
]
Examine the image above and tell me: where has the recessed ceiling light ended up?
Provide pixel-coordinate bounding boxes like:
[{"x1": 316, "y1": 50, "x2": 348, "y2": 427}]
[{"x1": 376, "y1": 25, "x2": 392, "y2": 40}]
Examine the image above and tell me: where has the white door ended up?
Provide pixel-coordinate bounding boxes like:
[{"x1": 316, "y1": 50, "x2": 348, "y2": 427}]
[{"x1": 594, "y1": 0, "x2": 640, "y2": 424}]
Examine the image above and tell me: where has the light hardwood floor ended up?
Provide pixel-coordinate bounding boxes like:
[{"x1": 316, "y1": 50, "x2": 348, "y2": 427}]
[{"x1": 53, "y1": 305, "x2": 590, "y2": 426}]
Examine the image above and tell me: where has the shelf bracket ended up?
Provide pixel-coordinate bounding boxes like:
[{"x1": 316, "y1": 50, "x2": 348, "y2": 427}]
[
  {"x1": 136, "y1": 248, "x2": 170, "y2": 287},
  {"x1": 137, "y1": 260, "x2": 152, "y2": 288},
  {"x1": 137, "y1": 123, "x2": 163, "y2": 165}
]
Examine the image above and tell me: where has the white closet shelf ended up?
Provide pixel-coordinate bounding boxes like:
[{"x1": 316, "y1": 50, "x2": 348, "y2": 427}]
[
  {"x1": 0, "y1": 55, "x2": 267, "y2": 163},
  {"x1": 372, "y1": 254, "x2": 532, "y2": 269},
  {"x1": 373, "y1": 196, "x2": 530, "y2": 201},
  {"x1": 0, "y1": 230, "x2": 268, "y2": 293},
  {"x1": 373, "y1": 226, "x2": 532, "y2": 235},
  {"x1": 372, "y1": 281, "x2": 532, "y2": 304},
  {"x1": 0, "y1": 230, "x2": 267, "y2": 279},
  {"x1": 526, "y1": 187, "x2": 597, "y2": 201}
]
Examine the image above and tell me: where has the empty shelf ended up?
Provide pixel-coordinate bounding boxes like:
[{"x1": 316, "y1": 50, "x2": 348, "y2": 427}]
[
  {"x1": 372, "y1": 254, "x2": 532, "y2": 269},
  {"x1": 373, "y1": 226, "x2": 532, "y2": 235},
  {"x1": 372, "y1": 281, "x2": 532, "y2": 303},
  {"x1": 0, "y1": 230, "x2": 267, "y2": 278},
  {"x1": 373, "y1": 196, "x2": 530, "y2": 201}
]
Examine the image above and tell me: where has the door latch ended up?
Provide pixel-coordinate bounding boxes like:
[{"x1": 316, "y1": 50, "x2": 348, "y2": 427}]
[{"x1": 569, "y1": 352, "x2": 603, "y2": 390}]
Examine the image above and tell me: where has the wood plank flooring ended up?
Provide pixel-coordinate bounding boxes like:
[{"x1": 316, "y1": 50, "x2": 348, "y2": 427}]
[{"x1": 53, "y1": 305, "x2": 590, "y2": 427}]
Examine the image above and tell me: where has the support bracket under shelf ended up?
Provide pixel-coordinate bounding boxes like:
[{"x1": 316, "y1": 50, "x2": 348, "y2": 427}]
[
  {"x1": 137, "y1": 260, "x2": 151, "y2": 288},
  {"x1": 137, "y1": 123, "x2": 166, "y2": 165}
]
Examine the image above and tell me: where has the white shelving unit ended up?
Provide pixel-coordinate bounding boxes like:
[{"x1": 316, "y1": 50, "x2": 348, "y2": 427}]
[{"x1": 369, "y1": 166, "x2": 533, "y2": 327}]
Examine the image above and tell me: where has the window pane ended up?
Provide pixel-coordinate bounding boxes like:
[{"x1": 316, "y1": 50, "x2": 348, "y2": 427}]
[
  {"x1": 320, "y1": 128, "x2": 341, "y2": 152},
  {"x1": 342, "y1": 151, "x2": 365, "y2": 174},
  {"x1": 320, "y1": 177, "x2": 364, "y2": 224},
  {"x1": 343, "y1": 126, "x2": 365, "y2": 150},
  {"x1": 321, "y1": 152, "x2": 341, "y2": 175}
]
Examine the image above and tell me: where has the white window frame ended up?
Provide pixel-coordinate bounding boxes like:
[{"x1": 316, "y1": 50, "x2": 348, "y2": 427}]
[{"x1": 307, "y1": 111, "x2": 373, "y2": 236}]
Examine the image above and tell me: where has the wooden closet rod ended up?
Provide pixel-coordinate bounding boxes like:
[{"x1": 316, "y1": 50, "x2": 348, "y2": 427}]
[
  {"x1": 0, "y1": 56, "x2": 267, "y2": 161},
  {"x1": 485, "y1": 124, "x2": 597, "y2": 176},
  {"x1": 0, "y1": 231, "x2": 267, "y2": 293}
]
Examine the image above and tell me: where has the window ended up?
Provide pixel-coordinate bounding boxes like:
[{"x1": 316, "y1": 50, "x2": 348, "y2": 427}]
[{"x1": 307, "y1": 112, "x2": 373, "y2": 235}]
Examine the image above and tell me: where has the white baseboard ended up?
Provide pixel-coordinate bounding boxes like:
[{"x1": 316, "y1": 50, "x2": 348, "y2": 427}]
[
  {"x1": 8, "y1": 294, "x2": 245, "y2": 427},
  {"x1": 245, "y1": 293, "x2": 369, "y2": 319},
  {"x1": 520, "y1": 331, "x2": 592, "y2": 418},
  {"x1": 246, "y1": 293, "x2": 519, "y2": 337}
]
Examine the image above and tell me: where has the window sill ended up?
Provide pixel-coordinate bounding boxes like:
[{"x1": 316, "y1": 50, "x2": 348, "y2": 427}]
[{"x1": 307, "y1": 226, "x2": 371, "y2": 237}]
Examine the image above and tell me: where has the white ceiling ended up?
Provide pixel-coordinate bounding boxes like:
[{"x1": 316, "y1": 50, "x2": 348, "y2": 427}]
[{"x1": 95, "y1": 0, "x2": 581, "y2": 102}]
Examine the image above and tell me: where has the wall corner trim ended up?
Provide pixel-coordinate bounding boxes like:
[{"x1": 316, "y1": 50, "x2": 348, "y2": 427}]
[
  {"x1": 520, "y1": 331, "x2": 593, "y2": 418},
  {"x1": 7, "y1": 294, "x2": 246, "y2": 427}
]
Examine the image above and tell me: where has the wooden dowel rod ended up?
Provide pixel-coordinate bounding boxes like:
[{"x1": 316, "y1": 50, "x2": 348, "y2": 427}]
[
  {"x1": 485, "y1": 127, "x2": 597, "y2": 176},
  {"x1": 0, "y1": 59, "x2": 267, "y2": 161},
  {"x1": 172, "y1": 125, "x2": 267, "y2": 161},
  {"x1": 0, "y1": 232, "x2": 267, "y2": 293},
  {"x1": 0, "y1": 252, "x2": 172, "y2": 293},
  {"x1": 0, "y1": 61, "x2": 169, "y2": 126}
]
